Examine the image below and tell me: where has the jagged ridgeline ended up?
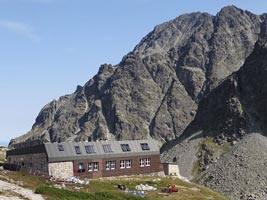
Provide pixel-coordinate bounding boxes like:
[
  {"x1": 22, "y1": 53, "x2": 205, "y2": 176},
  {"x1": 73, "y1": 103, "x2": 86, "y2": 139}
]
[
  {"x1": 10, "y1": 5, "x2": 267, "y2": 199},
  {"x1": 10, "y1": 6, "x2": 261, "y2": 146},
  {"x1": 161, "y1": 14, "x2": 267, "y2": 199}
]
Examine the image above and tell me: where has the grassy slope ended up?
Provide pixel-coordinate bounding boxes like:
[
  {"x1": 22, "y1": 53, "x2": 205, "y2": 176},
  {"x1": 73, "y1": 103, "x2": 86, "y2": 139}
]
[
  {"x1": 0, "y1": 169, "x2": 228, "y2": 200},
  {"x1": 192, "y1": 137, "x2": 230, "y2": 177}
]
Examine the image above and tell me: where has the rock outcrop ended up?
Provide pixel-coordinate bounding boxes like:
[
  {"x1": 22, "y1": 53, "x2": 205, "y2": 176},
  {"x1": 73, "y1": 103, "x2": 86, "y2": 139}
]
[
  {"x1": 9, "y1": 5, "x2": 267, "y2": 199},
  {"x1": 195, "y1": 133, "x2": 267, "y2": 200},
  {"x1": 10, "y1": 6, "x2": 262, "y2": 146},
  {"x1": 162, "y1": 16, "x2": 267, "y2": 199}
]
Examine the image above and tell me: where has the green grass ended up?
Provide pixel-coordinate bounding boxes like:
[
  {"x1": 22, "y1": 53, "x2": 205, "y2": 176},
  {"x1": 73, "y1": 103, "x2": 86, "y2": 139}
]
[
  {"x1": 72, "y1": 176, "x2": 227, "y2": 200},
  {"x1": 192, "y1": 158, "x2": 203, "y2": 177},
  {"x1": 0, "y1": 171, "x2": 49, "y2": 190},
  {"x1": 35, "y1": 178, "x2": 228, "y2": 200},
  {"x1": 0, "y1": 170, "x2": 228, "y2": 200},
  {"x1": 192, "y1": 137, "x2": 231, "y2": 177},
  {"x1": 203, "y1": 137, "x2": 230, "y2": 152},
  {"x1": 35, "y1": 186, "x2": 146, "y2": 200}
]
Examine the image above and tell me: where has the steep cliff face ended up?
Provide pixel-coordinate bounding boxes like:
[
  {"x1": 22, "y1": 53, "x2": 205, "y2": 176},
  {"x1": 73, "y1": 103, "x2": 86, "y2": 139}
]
[
  {"x1": 10, "y1": 6, "x2": 262, "y2": 145},
  {"x1": 172, "y1": 15, "x2": 267, "y2": 144},
  {"x1": 161, "y1": 17, "x2": 267, "y2": 199}
]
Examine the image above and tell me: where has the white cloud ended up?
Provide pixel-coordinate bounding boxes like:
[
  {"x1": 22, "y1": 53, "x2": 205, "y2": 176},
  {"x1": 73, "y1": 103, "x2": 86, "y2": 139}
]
[{"x1": 0, "y1": 20, "x2": 40, "y2": 42}]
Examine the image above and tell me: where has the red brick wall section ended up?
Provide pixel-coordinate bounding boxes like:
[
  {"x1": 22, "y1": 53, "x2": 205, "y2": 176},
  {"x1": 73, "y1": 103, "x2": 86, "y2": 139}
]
[{"x1": 73, "y1": 155, "x2": 163, "y2": 179}]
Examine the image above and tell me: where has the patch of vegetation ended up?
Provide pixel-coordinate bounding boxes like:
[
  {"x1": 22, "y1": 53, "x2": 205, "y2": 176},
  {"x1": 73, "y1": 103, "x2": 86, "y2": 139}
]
[
  {"x1": 192, "y1": 137, "x2": 231, "y2": 177},
  {"x1": 0, "y1": 171, "x2": 49, "y2": 190},
  {"x1": 0, "y1": 169, "x2": 228, "y2": 200},
  {"x1": 203, "y1": 137, "x2": 230, "y2": 153},
  {"x1": 35, "y1": 186, "x2": 145, "y2": 200},
  {"x1": 192, "y1": 157, "x2": 204, "y2": 177}
]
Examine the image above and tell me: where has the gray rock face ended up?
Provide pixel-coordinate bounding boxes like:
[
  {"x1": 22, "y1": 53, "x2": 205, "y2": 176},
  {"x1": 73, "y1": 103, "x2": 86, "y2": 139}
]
[
  {"x1": 162, "y1": 17, "x2": 267, "y2": 199},
  {"x1": 196, "y1": 133, "x2": 267, "y2": 200},
  {"x1": 10, "y1": 6, "x2": 262, "y2": 146}
]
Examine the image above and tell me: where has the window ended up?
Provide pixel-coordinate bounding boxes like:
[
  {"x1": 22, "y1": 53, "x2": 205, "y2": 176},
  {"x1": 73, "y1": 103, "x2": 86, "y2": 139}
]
[
  {"x1": 141, "y1": 143, "x2": 150, "y2": 150},
  {"x1": 58, "y1": 144, "x2": 64, "y2": 151},
  {"x1": 121, "y1": 144, "x2": 131, "y2": 152},
  {"x1": 120, "y1": 160, "x2": 125, "y2": 169},
  {"x1": 85, "y1": 145, "x2": 95, "y2": 154},
  {"x1": 126, "y1": 160, "x2": 132, "y2": 168},
  {"x1": 120, "y1": 160, "x2": 131, "y2": 169},
  {"x1": 88, "y1": 163, "x2": 93, "y2": 172},
  {"x1": 140, "y1": 158, "x2": 150, "y2": 167},
  {"x1": 140, "y1": 158, "x2": 145, "y2": 167},
  {"x1": 145, "y1": 158, "x2": 151, "y2": 166},
  {"x1": 106, "y1": 161, "x2": 110, "y2": 170},
  {"x1": 106, "y1": 161, "x2": 116, "y2": 170},
  {"x1": 103, "y1": 144, "x2": 113, "y2": 153},
  {"x1": 88, "y1": 162, "x2": 98, "y2": 172},
  {"x1": 111, "y1": 161, "x2": 116, "y2": 169},
  {"x1": 75, "y1": 146, "x2": 81, "y2": 154},
  {"x1": 94, "y1": 162, "x2": 99, "y2": 171}
]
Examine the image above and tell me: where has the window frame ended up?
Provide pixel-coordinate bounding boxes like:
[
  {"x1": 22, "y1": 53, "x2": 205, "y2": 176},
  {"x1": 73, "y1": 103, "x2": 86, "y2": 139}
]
[
  {"x1": 85, "y1": 145, "x2": 96, "y2": 154},
  {"x1": 93, "y1": 162, "x2": 99, "y2": 171},
  {"x1": 88, "y1": 163, "x2": 93, "y2": 172},
  {"x1": 110, "y1": 161, "x2": 116, "y2": 170},
  {"x1": 126, "y1": 160, "x2": 132, "y2": 168},
  {"x1": 145, "y1": 158, "x2": 151, "y2": 166},
  {"x1": 58, "y1": 144, "x2": 64, "y2": 151},
  {"x1": 140, "y1": 158, "x2": 145, "y2": 167},
  {"x1": 120, "y1": 160, "x2": 125, "y2": 169},
  {"x1": 103, "y1": 144, "x2": 113, "y2": 153},
  {"x1": 106, "y1": 161, "x2": 116, "y2": 170},
  {"x1": 106, "y1": 161, "x2": 111, "y2": 170},
  {"x1": 75, "y1": 146, "x2": 81, "y2": 154},
  {"x1": 140, "y1": 143, "x2": 150, "y2": 151},
  {"x1": 121, "y1": 144, "x2": 131, "y2": 152}
]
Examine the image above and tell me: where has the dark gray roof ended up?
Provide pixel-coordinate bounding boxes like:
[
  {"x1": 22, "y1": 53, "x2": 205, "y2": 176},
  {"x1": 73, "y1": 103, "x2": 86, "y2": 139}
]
[{"x1": 45, "y1": 139, "x2": 160, "y2": 162}]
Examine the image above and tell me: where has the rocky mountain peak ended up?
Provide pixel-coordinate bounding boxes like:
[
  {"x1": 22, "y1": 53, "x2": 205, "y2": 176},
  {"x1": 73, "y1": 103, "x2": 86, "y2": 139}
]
[
  {"x1": 257, "y1": 18, "x2": 267, "y2": 46},
  {"x1": 9, "y1": 6, "x2": 264, "y2": 148},
  {"x1": 161, "y1": 14, "x2": 267, "y2": 199},
  {"x1": 10, "y1": 7, "x2": 267, "y2": 197},
  {"x1": 218, "y1": 5, "x2": 241, "y2": 14}
]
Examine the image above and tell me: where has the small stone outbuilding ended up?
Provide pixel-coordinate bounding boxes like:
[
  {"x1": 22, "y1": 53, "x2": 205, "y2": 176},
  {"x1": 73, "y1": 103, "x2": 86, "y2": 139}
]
[{"x1": 162, "y1": 163, "x2": 180, "y2": 176}]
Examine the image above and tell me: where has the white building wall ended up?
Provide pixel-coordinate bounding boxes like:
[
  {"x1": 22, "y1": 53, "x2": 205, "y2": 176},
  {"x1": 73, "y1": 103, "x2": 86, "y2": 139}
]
[{"x1": 163, "y1": 163, "x2": 180, "y2": 176}]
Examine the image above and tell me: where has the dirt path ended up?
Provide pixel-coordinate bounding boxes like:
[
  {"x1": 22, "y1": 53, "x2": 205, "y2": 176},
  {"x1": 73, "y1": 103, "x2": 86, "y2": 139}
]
[{"x1": 0, "y1": 179, "x2": 44, "y2": 200}]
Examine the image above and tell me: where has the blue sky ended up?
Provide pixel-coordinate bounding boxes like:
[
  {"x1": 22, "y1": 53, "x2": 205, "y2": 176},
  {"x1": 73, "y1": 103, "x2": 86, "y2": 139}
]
[{"x1": 0, "y1": 0, "x2": 267, "y2": 146}]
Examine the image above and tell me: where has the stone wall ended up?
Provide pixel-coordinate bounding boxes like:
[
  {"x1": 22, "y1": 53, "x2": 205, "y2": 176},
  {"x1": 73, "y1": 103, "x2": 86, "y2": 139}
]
[
  {"x1": 7, "y1": 153, "x2": 48, "y2": 173},
  {"x1": 48, "y1": 162, "x2": 73, "y2": 179}
]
